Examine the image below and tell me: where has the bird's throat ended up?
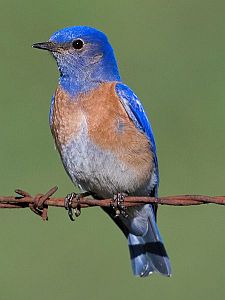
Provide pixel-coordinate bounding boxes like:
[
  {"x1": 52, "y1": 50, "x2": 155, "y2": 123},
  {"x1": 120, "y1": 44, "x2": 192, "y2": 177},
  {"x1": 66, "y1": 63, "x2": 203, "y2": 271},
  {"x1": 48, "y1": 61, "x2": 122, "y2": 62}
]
[{"x1": 59, "y1": 74, "x2": 100, "y2": 97}]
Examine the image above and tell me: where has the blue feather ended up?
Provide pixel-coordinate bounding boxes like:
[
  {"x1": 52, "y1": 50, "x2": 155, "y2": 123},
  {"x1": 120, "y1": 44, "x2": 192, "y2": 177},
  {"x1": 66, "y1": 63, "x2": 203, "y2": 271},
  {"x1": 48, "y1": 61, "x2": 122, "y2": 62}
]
[
  {"x1": 115, "y1": 83, "x2": 171, "y2": 277},
  {"x1": 49, "y1": 94, "x2": 55, "y2": 126},
  {"x1": 34, "y1": 25, "x2": 171, "y2": 277},
  {"x1": 115, "y1": 83, "x2": 159, "y2": 186},
  {"x1": 49, "y1": 26, "x2": 121, "y2": 96}
]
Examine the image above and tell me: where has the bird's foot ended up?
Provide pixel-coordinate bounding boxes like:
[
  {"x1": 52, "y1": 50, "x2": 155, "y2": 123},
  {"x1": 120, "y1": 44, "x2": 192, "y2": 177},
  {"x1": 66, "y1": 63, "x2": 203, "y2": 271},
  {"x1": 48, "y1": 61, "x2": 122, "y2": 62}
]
[
  {"x1": 111, "y1": 193, "x2": 128, "y2": 218},
  {"x1": 64, "y1": 192, "x2": 90, "y2": 221}
]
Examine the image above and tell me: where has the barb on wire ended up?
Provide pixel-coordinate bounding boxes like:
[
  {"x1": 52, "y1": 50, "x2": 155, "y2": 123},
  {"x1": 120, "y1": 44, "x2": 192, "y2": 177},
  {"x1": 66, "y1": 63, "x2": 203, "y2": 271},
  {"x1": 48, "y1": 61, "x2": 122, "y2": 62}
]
[{"x1": 0, "y1": 186, "x2": 224, "y2": 221}]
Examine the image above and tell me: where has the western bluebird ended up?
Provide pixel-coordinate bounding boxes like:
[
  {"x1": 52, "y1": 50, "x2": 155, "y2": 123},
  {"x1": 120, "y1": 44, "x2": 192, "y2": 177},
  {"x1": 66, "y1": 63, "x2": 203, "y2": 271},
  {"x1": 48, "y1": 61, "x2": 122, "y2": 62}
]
[{"x1": 33, "y1": 26, "x2": 171, "y2": 277}]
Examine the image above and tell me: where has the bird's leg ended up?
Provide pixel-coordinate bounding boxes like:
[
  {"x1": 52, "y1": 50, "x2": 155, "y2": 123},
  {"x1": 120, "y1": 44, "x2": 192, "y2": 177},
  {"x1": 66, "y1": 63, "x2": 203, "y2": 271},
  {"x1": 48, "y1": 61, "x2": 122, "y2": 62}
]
[
  {"x1": 64, "y1": 193, "x2": 76, "y2": 221},
  {"x1": 64, "y1": 192, "x2": 90, "y2": 221},
  {"x1": 111, "y1": 193, "x2": 128, "y2": 218}
]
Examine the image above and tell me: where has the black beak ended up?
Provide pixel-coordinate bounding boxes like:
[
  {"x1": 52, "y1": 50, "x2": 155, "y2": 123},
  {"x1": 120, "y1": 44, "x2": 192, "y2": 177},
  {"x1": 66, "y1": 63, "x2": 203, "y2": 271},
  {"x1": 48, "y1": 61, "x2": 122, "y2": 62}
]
[{"x1": 32, "y1": 41, "x2": 57, "y2": 52}]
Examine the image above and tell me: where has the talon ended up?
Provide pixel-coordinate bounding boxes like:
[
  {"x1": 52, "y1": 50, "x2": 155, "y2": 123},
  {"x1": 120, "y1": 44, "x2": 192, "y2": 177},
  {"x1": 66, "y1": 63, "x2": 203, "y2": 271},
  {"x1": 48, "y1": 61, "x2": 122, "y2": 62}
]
[
  {"x1": 65, "y1": 193, "x2": 76, "y2": 221},
  {"x1": 111, "y1": 193, "x2": 128, "y2": 218},
  {"x1": 64, "y1": 192, "x2": 90, "y2": 221},
  {"x1": 74, "y1": 197, "x2": 81, "y2": 217}
]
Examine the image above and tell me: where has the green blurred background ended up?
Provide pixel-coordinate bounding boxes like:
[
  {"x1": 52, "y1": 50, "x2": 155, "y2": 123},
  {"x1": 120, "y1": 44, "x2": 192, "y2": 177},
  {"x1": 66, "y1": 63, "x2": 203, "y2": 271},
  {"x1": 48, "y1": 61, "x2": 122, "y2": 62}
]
[{"x1": 1, "y1": 0, "x2": 225, "y2": 299}]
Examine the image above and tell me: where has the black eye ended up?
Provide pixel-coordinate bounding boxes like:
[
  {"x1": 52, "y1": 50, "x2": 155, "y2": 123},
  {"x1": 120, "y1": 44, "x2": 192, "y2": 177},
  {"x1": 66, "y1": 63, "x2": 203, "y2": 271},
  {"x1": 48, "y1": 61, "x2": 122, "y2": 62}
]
[{"x1": 72, "y1": 39, "x2": 84, "y2": 50}]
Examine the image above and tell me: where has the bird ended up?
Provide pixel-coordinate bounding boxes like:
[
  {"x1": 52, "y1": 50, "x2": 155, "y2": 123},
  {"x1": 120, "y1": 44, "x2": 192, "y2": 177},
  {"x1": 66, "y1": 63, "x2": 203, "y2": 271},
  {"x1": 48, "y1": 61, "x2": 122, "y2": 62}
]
[{"x1": 33, "y1": 26, "x2": 171, "y2": 277}]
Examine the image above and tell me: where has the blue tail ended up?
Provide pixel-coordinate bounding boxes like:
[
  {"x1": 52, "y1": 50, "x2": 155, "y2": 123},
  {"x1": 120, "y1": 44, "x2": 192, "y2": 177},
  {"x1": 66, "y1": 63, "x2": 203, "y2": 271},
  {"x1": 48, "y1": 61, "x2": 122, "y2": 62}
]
[{"x1": 128, "y1": 205, "x2": 171, "y2": 277}]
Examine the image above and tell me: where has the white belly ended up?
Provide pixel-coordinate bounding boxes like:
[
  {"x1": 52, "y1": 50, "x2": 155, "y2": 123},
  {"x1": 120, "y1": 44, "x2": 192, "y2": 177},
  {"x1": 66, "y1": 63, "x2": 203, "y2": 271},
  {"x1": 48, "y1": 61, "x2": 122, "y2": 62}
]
[{"x1": 60, "y1": 123, "x2": 152, "y2": 198}]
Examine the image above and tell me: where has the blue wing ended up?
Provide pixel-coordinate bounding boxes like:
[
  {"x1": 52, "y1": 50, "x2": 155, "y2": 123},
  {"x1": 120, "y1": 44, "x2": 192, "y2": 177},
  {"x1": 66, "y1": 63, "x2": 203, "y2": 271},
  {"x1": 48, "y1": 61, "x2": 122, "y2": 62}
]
[
  {"x1": 115, "y1": 83, "x2": 159, "y2": 191},
  {"x1": 115, "y1": 84, "x2": 171, "y2": 277}
]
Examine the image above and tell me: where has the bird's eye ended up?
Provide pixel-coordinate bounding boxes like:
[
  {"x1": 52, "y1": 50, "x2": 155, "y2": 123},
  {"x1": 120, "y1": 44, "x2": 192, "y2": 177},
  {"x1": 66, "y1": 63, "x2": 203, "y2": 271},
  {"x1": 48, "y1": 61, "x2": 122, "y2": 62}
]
[{"x1": 72, "y1": 39, "x2": 84, "y2": 50}]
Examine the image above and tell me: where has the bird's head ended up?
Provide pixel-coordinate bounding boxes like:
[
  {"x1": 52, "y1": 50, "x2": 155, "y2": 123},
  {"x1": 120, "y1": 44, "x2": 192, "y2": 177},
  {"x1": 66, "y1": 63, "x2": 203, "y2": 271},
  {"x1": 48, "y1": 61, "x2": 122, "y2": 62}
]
[{"x1": 33, "y1": 26, "x2": 121, "y2": 95}]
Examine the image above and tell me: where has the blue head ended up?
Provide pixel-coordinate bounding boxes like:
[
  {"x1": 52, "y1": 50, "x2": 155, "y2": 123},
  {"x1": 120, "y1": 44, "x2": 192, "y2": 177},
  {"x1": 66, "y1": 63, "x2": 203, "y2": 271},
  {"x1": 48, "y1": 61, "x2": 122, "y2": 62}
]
[{"x1": 33, "y1": 26, "x2": 121, "y2": 96}]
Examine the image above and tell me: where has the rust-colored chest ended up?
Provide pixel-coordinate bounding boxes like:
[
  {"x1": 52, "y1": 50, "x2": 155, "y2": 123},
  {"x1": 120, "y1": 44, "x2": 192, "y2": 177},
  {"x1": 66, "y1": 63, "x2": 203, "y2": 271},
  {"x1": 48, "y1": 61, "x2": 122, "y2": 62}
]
[{"x1": 51, "y1": 82, "x2": 152, "y2": 170}]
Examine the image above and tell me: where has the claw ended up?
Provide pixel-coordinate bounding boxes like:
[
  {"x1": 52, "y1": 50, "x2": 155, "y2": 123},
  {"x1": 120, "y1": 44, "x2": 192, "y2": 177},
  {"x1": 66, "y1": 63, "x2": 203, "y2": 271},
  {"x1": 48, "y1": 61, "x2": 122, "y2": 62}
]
[
  {"x1": 111, "y1": 193, "x2": 128, "y2": 218},
  {"x1": 64, "y1": 192, "x2": 90, "y2": 221},
  {"x1": 65, "y1": 193, "x2": 76, "y2": 221}
]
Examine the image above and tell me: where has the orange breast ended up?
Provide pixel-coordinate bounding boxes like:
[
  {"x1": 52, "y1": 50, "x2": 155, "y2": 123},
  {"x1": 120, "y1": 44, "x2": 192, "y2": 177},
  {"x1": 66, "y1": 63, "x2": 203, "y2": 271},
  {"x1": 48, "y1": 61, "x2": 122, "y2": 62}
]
[
  {"x1": 51, "y1": 88, "x2": 83, "y2": 147},
  {"x1": 51, "y1": 82, "x2": 153, "y2": 175}
]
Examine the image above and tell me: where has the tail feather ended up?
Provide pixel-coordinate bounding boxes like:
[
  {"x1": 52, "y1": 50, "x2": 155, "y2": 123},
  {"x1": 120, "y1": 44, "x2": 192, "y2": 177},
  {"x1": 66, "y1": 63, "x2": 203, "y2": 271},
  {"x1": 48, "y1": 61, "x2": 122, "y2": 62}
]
[
  {"x1": 128, "y1": 205, "x2": 171, "y2": 277},
  {"x1": 128, "y1": 234, "x2": 156, "y2": 276}
]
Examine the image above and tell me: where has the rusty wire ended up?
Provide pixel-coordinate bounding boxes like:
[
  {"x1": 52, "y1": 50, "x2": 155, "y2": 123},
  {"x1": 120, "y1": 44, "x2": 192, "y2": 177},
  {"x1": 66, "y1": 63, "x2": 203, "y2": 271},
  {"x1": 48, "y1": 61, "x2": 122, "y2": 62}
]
[{"x1": 0, "y1": 186, "x2": 224, "y2": 221}]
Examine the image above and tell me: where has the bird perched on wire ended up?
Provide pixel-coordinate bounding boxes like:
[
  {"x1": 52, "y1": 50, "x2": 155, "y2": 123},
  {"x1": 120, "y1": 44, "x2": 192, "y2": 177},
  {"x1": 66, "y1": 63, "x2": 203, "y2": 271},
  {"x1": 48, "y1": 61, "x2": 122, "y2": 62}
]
[{"x1": 33, "y1": 26, "x2": 171, "y2": 277}]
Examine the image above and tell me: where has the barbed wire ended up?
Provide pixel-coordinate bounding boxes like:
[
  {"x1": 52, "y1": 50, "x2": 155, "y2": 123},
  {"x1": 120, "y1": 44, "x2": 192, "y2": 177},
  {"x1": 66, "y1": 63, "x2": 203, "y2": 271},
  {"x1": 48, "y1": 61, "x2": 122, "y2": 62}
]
[{"x1": 0, "y1": 186, "x2": 224, "y2": 221}]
